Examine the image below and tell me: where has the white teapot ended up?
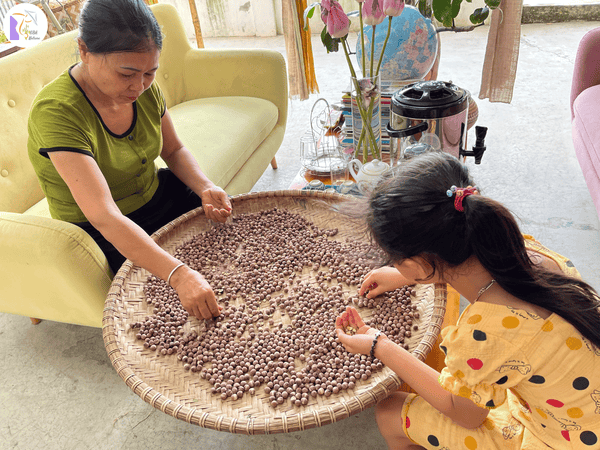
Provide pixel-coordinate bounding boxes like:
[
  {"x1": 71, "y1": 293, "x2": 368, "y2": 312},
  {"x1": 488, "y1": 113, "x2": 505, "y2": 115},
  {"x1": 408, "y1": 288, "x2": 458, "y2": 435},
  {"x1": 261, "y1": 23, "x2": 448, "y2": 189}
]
[{"x1": 349, "y1": 158, "x2": 391, "y2": 194}]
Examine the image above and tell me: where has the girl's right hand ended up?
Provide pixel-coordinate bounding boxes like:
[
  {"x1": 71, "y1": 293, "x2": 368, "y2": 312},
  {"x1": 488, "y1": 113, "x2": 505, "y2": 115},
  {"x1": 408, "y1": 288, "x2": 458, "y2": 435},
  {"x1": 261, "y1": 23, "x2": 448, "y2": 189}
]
[
  {"x1": 170, "y1": 266, "x2": 221, "y2": 320},
  {"x1": 335, "y1": 307, "x2": 388, "y2": 356},
  {"x1": 359, "y1": 266, "x2": 414, "y2": 298}
]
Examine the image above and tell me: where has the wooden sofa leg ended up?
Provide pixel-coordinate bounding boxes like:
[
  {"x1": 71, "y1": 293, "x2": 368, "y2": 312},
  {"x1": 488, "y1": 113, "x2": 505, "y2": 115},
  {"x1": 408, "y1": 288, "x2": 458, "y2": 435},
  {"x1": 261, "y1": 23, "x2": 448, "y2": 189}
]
[
  {"x1": 30, "y1": 318, "x2": 42, "y2": 325},
  {"x1": 270, "y1": 157, "x2": 278, "y2": 169}
]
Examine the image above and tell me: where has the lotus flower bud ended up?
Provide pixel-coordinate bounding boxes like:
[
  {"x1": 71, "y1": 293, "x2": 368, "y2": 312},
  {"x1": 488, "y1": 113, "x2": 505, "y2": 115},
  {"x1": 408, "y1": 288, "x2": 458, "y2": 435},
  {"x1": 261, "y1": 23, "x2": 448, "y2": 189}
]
[
  {"x1": 363, "y1": 0, "x2": 385, "y2": 26},
  {"x1": 320, "y1": 0, "x2": 331, "y2": 24},
  {"x1": 325, "y1": 1, "x2": 350, "y2": 38},
  {"x1": 382, "y1": 0, "x2": 404, "y2": 17}
]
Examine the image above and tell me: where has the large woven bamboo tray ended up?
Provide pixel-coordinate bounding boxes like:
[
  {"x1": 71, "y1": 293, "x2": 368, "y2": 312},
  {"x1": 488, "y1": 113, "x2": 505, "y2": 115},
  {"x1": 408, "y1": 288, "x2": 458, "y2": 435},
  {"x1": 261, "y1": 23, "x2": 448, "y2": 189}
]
[{"x1": 103, "y1": 190, "x2": 447, "y2": 434}]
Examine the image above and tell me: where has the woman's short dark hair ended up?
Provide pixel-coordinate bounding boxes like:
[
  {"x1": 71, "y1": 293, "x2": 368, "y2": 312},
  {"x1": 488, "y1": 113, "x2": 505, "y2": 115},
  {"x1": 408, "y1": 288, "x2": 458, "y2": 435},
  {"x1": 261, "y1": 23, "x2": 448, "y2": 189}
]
[{"x1": 78, "y1": 0, "x2": 162, "y2": 54}]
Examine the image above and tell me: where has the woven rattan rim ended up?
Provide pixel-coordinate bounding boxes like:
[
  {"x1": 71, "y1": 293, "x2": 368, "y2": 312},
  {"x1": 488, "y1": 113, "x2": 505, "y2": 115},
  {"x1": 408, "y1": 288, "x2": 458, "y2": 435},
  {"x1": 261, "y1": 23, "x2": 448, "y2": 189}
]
[{"x1": 103, "y1": 190, "x2": 447, "y2": 434}]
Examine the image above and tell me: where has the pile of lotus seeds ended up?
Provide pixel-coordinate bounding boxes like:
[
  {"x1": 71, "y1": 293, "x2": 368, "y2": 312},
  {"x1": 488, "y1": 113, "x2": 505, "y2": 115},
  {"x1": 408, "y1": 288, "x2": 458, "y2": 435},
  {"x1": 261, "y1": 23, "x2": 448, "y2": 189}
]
[{"x1": 132, "y1": 207, "x2": 420, "y2": 408}]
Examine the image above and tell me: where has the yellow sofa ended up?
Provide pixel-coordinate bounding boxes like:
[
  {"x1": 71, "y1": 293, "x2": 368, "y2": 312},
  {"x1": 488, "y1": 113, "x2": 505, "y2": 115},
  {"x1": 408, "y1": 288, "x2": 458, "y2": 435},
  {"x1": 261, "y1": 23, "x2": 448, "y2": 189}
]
[{"x1": 0, "y1": 4, "x2": 288, "y2": 328}]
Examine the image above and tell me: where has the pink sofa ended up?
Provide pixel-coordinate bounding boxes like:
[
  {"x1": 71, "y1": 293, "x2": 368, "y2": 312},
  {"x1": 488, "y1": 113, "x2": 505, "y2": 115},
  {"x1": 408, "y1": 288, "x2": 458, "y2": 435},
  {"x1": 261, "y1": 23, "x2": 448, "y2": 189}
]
[{"x1": 571, "y1": 27, "x2": 600, "y2": 221}]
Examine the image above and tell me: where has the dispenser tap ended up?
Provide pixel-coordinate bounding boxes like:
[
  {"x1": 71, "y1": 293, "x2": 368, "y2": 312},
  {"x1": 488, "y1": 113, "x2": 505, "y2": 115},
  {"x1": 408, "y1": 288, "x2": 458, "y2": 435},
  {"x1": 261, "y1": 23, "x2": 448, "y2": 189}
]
[{"x1": 459, "y1": 126, "x2": 488, "y2": 164}]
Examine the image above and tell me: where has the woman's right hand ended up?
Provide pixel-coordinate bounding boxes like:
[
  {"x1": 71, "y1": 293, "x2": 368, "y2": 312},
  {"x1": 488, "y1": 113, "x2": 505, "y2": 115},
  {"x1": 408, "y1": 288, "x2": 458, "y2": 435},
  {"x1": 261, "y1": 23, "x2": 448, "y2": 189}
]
[
  {"x1": 170, "y1": 266, "x2": 221, "y2": 320},
  {"x1": 359, "y1": 266, "x2": 414, "y2": 298}
]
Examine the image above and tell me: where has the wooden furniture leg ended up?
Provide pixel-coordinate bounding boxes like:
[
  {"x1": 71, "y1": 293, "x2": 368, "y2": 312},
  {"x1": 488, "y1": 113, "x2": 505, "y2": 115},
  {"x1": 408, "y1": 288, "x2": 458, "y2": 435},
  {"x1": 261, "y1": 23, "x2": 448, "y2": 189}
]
[{"x1": 271, "y1": 157, "x2": 278, "y2": 169}]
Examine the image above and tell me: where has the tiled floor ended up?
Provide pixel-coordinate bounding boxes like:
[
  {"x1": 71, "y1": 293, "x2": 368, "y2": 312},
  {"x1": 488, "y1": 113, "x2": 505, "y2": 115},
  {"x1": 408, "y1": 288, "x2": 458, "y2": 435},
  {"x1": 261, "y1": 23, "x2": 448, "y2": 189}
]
[{"x1": 2, "y1": 19, "x2": 600, "y2": 450}]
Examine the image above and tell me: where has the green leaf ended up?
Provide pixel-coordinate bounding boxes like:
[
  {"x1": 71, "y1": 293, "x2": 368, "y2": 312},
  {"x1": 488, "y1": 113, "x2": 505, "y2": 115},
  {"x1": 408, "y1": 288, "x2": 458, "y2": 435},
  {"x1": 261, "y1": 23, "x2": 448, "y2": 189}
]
[
  {"x1": 418, "y1": 1, "x2": 433, "y2": 17},
  {"x1": 303, "y1": 3, "x2": 320, "y2": 31},
  {"x1": 321, "y1": 26, "x2": 341, "y2": 53},
  {"x1": 485, "y1": 0, "x2": 501, "y2": 8},
  {"x1": 451, "y1": 0, "x2": 463, "y2": 18},
  {"x1": 469, "y1": 6, "x2": 489, "y2": 24},
  {"x1": 432, "y1": 0, "x2": 454, "y2": 27}
]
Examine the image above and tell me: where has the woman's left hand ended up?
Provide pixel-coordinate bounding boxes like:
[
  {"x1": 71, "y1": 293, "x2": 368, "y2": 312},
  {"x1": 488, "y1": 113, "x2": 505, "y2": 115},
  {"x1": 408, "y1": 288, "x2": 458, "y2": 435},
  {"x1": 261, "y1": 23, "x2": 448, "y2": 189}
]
[
  {"x1": 200, "y1": 186, "x2": 232, "y2": 223},
  {"x1": 335, "y1": 306, "x2": 386, "y2": 356}
]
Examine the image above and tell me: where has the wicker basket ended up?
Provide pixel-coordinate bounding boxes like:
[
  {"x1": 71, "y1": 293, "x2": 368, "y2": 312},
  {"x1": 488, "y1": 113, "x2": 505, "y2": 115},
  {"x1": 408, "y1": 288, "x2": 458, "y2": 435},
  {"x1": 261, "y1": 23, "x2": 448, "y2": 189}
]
[{"x1": 103, "y1": 190, "x2": 447, "y2": 434}]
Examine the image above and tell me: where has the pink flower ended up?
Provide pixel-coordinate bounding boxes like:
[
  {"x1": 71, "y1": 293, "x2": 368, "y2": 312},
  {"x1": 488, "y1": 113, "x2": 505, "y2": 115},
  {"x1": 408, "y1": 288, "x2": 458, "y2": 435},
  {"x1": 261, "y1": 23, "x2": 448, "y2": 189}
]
[
  {"x1": 321, "y1": 0, "x2": 350, "y2": 38},
  {"x1": 321, "y1": 0, "x2": 332, "y2": 23},
  {"x1": 363, "y1": 0, "x2": 385, "y2": 26},
  {"x1": 382, "y1": 0, "x2": 404, "y2": 16}
]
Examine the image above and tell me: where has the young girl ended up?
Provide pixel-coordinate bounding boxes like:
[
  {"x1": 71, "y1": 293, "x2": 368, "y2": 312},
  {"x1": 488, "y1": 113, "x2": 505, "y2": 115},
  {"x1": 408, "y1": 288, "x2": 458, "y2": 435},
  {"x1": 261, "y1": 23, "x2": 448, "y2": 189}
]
[{"x1": 335, "y1": 152, "x2": 600, "y2": 449}]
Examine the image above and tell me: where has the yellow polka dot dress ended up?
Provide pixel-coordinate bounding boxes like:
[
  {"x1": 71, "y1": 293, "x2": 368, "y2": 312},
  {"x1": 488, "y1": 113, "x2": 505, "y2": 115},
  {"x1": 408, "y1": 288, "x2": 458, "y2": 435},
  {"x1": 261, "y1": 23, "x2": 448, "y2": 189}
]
[{"x1": 401, "y1": 303, "x2": 600, "y2": 449}]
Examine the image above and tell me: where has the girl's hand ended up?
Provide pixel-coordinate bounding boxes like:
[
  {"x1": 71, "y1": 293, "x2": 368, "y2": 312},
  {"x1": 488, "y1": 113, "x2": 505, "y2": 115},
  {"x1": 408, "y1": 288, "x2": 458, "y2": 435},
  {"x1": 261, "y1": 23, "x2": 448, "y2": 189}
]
[
  {"x1": 170, "y1": 266, "x2": 222, "y2": 320},
  {"x1": 359, "y1": 266, "x2": 414, "y2": 298},
  {"x1": 335, "y1": 306, "x2": 387, "y2": 355},
  {"x1": 201, "y1": 186, "x2": 232, "y2": 223}
]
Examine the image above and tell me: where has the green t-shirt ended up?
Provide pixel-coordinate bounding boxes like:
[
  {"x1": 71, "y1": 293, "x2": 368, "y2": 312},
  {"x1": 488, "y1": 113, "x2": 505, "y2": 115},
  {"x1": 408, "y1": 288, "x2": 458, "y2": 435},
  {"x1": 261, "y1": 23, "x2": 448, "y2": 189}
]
[{"x1": 27, "y1": 67, "x2": 166, "y2": 222}]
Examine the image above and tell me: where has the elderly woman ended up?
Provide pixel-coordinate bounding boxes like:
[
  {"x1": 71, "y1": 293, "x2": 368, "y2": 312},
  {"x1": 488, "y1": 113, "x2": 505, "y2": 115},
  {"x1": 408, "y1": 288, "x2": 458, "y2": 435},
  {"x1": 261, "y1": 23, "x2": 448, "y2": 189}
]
[{"x1": 28, "y1": 0, "x2": 229, "y2": 320}]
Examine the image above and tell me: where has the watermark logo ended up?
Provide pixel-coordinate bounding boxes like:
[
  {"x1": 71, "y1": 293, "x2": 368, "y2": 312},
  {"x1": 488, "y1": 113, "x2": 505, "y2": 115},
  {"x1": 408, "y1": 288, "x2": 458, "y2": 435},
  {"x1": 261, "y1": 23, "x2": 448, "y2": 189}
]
[{"x1": 2, "y1": 3, "x2": 48, "y2": 48}]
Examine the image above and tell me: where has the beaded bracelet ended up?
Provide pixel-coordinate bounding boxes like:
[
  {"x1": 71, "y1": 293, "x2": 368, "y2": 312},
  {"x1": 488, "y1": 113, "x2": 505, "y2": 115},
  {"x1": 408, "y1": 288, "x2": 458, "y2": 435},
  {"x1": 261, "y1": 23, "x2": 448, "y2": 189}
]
[{"x1": 370, "y1": 330, "x2": 382, "y2": 359}]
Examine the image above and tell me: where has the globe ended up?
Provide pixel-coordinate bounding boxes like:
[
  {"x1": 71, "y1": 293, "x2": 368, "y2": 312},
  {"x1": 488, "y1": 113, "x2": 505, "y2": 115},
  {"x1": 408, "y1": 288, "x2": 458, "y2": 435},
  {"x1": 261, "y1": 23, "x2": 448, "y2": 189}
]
[{"x1": 356, "y1": 6, "x2": 438, "y2": 88}]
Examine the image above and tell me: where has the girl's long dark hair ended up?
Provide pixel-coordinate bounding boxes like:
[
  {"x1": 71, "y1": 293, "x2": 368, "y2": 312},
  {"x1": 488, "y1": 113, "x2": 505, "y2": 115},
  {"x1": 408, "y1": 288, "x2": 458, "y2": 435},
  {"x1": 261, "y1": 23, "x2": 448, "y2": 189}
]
[{"x1": 367, "y1": 152, "x2": 600, "y2": 347}]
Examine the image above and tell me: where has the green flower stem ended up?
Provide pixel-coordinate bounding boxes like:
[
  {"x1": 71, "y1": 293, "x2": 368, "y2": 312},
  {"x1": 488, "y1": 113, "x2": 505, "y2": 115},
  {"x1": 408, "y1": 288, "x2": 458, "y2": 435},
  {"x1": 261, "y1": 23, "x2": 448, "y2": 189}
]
[
  {"x1": 357, "y1": 93, "x2": 380, "y2": 160},
  {"x1": 357, "y1": 127, "x2": 366, "y2": 160},
  {"x1": 359, "y1": 4, "x2": 365, "y2": 76},
  {"x1": 375, "y1": 16, "x2": 393, "y2": 77},
  {"x1": 355, "y1": 92, "x2": 380, "y2": 162},
  {"x1": 342, "y1": 39, "x2": 380, "y2": 160},
  {"x1": 342, "y1": 37, "x2": 359, "y2": 81},
  {"x1": 363, "y1": 98, "x2": 381, "y2": 162},
  {"x1": 370, "y1": 24, "x2": 376, "y2": 77}
]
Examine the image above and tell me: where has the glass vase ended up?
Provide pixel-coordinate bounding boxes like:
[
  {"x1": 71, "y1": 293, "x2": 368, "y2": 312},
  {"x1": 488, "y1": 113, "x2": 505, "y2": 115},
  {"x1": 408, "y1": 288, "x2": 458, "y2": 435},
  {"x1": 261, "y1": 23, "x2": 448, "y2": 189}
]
[{"x1": 350, "y1": 74, "x2": 382, "y2": 163}]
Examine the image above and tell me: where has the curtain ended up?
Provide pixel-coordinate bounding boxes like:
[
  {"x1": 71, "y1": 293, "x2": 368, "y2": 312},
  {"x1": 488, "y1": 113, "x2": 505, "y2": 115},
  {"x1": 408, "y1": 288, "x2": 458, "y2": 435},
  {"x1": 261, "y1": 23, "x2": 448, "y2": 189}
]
[
  {"x1": 479, "y1": 1, "x2": 524, "y2": 103},
  {"x1": 282, "y1": 0, "x2": 319, "y2": 100}
]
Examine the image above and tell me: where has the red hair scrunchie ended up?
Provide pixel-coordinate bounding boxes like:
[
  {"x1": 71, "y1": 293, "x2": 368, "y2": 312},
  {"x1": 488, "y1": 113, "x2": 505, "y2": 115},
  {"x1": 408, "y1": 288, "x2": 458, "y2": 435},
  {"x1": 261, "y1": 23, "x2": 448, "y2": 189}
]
[{"x1": 446, "y1": 185, "x2": 479, "y2": 212}]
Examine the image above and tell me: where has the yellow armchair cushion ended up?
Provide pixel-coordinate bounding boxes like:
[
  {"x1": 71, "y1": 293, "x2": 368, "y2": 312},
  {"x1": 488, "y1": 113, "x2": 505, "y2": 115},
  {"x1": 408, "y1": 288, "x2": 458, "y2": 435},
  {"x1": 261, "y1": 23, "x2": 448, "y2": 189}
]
[
  {"x1": 24, "y1": 197, "x2": 51, "y2": 218},
  {"x1": 169, "y1": 96, "x2": 278, "y2": 188},
  {"x1": 0, "y1": 213, "x2": 112, "y2": 327}
]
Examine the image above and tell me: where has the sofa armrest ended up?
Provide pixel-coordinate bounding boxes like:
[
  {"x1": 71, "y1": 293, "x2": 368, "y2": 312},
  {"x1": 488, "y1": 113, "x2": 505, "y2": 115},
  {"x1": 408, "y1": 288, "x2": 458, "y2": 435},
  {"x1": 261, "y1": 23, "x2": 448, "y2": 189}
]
[
  {"x1": 180, "y1": 48, "x2": 289, "y2": 130},
  {"x1": 572, "y1": 85, "x2": 600, "y2": 221},
  {"x1": 570, "y1": 27, "x2": 600, "y2": 120},
  {"x1": 0, "y1": 213, "x2": 113, "y2": 327}
]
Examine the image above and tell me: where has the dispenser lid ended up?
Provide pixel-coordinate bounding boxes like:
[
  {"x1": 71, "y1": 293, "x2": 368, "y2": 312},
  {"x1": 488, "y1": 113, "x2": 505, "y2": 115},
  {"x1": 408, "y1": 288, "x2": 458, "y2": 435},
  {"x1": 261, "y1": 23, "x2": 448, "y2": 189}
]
[
  {"x1": 404, "y1": 143, "x2": 435, "y2": 159},
  {"x1": 391, "y1": 80, "x2": 469, "y2": 119}
]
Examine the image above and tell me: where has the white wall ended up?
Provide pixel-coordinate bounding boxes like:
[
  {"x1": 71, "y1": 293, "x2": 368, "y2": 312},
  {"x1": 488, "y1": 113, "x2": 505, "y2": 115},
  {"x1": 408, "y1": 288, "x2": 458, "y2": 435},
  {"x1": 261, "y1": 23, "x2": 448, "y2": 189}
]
[
  {"x1": 161, "y1": 0, "x2": 488, "y2": 40},
  {"x1": 159, "y1": 0, "x2": 277, "y2": 40}
]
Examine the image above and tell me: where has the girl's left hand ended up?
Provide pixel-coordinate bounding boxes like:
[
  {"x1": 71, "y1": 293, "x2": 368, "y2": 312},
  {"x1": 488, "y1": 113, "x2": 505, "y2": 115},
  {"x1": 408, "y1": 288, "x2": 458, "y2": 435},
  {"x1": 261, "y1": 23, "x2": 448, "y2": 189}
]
[
  {"x1": 335, "y1": 306, "x2": 387, "y2": 356},
  {"x1": 201, "y1": 186, "x2": 232, "y2": 223}
]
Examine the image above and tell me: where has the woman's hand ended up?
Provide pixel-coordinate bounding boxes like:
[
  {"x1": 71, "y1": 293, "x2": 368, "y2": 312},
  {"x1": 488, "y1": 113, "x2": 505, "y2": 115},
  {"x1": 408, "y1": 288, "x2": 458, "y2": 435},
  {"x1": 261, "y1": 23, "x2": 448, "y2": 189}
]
[
  {"x1": 335, "y1": 306, "x2": 388, "y2": 355},
  {"x1": 359, "y1": 266, "x2": 414, "y2": 298},
  {"x1": 201, "y1": 186, "x2": 232, "y2": 223},
  {"x1": 170, "y1": 266, "x2": 222, "y2": 320}
]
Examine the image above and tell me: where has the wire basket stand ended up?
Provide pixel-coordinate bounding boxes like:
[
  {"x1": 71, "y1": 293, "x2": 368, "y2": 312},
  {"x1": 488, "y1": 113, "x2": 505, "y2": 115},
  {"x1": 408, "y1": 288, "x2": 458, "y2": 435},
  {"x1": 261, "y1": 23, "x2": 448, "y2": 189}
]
[{"x1": 300, "y1": 98, "x2": 348, "y2": 186}]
